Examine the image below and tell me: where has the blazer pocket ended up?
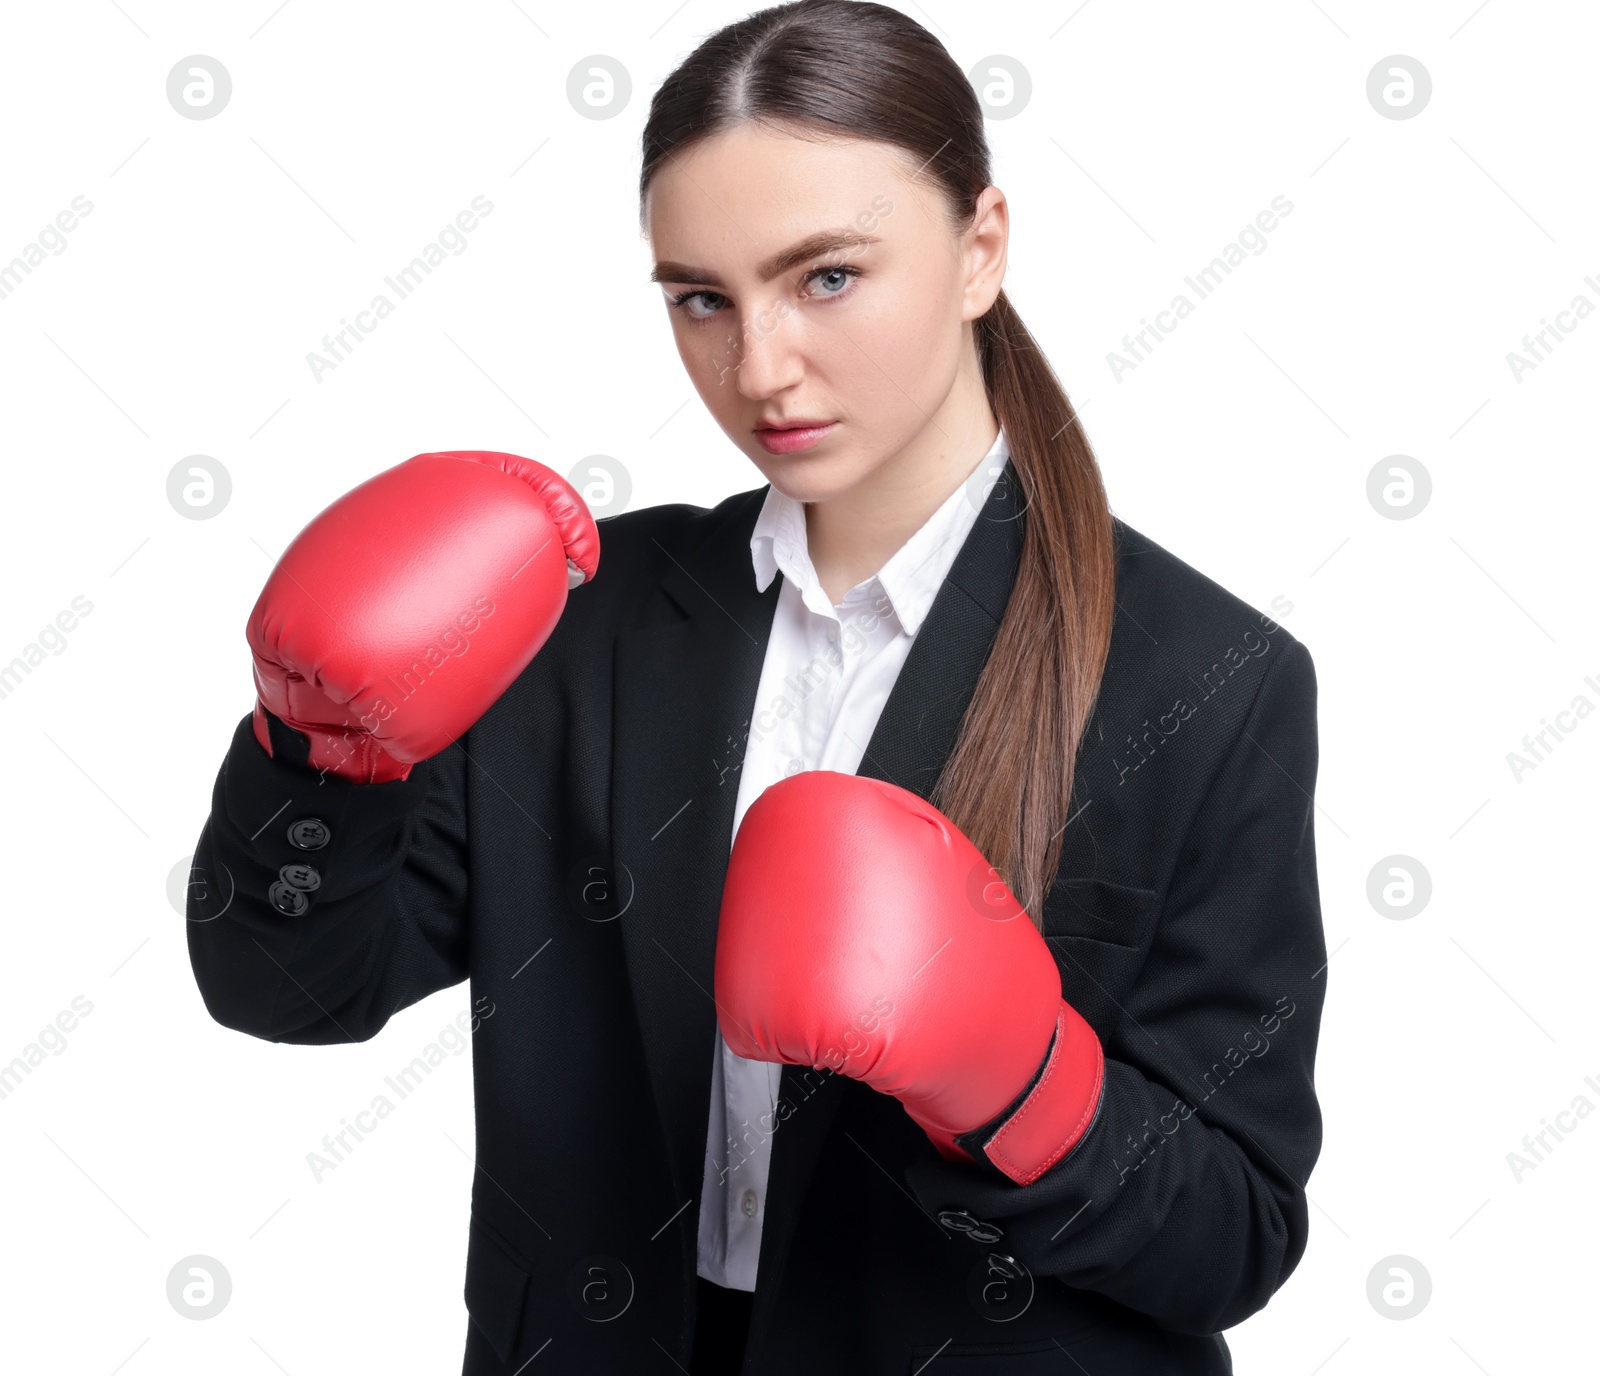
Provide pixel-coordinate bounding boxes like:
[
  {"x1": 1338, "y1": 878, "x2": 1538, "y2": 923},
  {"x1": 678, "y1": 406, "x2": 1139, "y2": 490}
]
[
  {"x1": 464, "y1": 1213, "x2": 532, "y2": 1366},
  {"x1": 1040, "y1": 877, "x2": 1158, "y2": 951}
]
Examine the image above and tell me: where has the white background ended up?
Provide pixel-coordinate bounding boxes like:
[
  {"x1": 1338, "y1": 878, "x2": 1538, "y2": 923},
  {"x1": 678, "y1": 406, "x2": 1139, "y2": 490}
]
[{"x1": 1, "y1": 1, "x2": 1595, "y2": 1371}]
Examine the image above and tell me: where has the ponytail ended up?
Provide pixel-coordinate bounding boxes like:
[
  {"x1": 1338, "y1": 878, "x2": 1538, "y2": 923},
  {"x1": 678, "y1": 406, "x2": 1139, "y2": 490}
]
[{"x1": 931, "y1": 291, "x2": 1115, "y2": 921}]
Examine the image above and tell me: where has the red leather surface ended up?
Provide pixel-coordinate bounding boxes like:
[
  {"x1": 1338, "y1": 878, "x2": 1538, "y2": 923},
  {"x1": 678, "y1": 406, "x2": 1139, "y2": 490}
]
[
  {"x1": 246, "y1": 450, "x2": 597, "y2": 782},
  {"x1": 716, "y1": 771, "x2": 1102, "y2": 1184}
]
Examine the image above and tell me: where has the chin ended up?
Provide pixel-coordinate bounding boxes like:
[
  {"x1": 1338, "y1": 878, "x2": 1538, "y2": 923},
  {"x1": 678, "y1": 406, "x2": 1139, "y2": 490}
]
[{"x1": 751, "y1": 448, "x2": 871, "y2": 504}]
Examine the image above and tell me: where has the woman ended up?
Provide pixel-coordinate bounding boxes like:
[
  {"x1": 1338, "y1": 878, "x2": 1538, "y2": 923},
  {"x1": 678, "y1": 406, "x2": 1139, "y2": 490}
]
[{"x1": 187, "y1": 2, "x2": 1325, "y2": 1372}]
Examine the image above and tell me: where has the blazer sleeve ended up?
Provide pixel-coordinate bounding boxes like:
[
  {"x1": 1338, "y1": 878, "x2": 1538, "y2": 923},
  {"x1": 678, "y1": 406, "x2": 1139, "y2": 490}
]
[
  {"x1": 185, "y1": 709, "x2": 471, "y2": 1045},
  {"x1": 905, "y1": 636, "x2": 1326, "y2": 1335}
]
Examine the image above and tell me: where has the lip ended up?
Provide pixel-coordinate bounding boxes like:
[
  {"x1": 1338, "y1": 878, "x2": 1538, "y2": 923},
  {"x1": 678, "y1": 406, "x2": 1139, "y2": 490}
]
[{"x1": 754, "y1": 420, "x2": 838, "y2": 455}]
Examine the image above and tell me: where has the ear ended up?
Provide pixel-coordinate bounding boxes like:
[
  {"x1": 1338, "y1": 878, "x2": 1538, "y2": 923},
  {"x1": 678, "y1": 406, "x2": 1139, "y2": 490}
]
[{"x1": 961, "y1": 185, "x2": 1010, "y2": 322}]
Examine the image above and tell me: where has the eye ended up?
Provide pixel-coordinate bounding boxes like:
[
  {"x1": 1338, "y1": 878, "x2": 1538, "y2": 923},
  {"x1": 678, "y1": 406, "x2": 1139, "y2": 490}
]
[
  {"x1": 665, "y1": 262, "x2": 864, "y2": 327},
  {"x1": 801, "y1": 263, "x2": 861, "y2": 301},
  {"x1": 666, "y1": 288, "x2": 728, "y2": 322}
]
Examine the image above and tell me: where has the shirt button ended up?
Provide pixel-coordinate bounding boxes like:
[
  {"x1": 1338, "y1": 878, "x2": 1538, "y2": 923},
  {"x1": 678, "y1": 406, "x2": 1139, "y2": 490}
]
[{"x1": 740, "y1": 1189, "x2": 758, "y2": 1219}]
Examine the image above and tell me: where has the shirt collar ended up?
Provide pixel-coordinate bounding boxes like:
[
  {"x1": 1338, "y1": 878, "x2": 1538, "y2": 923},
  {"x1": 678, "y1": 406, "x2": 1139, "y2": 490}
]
[{"x1": 749, "y1": 427, "x2": 1009, "y2": 635}]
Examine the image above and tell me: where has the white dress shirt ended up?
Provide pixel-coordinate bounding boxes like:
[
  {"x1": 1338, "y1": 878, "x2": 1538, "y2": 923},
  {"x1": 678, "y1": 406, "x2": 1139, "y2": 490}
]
[{"x1": 695, "y1": 426, "x2": 1010, "y2": 1291}]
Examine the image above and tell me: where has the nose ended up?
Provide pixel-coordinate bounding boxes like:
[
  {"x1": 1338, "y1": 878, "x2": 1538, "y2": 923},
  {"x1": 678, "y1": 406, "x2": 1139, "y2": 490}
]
[{"x1": 730, "y1": 297, "x2": 806, "y2": 400}]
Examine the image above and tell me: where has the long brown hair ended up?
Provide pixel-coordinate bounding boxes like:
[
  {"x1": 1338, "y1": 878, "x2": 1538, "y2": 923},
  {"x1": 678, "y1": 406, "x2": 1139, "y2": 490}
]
[{"x1": 639, "y1": 0, "x2": 1116, "y2": 924}]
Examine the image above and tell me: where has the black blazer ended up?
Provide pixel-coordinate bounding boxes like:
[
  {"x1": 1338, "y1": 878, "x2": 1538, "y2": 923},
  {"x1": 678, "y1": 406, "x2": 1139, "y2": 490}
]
[{"x1": 187, "y1": 460, "x2": 1325, "y2": 1374}]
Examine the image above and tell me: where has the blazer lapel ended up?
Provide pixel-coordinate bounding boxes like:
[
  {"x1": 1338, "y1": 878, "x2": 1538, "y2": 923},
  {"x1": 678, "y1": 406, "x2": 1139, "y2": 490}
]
[
  {"x1": 749, "y1": 462, "x2": 1027, "y2": 1314},
  {"x1": 612, "y1": 490, "x2": 781, "y2": 1243}
]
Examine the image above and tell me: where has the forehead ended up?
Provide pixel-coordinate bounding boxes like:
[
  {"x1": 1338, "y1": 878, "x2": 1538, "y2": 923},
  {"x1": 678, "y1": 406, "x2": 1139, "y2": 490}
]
[{"x1": 645, "y1": 124, "x2": 918, "y2": 249}]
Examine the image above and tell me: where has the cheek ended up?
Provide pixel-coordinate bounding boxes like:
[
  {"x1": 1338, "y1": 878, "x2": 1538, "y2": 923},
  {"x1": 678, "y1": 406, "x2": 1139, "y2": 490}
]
[
  {"x1": 841, "y1": 280, "x2": 962, "y2": 409},
  {"x1": 672, "y1": 321, "x2": 740, "y2": 401}
]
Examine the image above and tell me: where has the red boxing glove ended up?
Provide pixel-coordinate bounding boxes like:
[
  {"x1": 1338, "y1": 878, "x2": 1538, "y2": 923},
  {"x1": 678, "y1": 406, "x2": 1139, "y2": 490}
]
[
  {"x1": 715, "y1": 771, "x2": 1104, "y2": 1186},
  {"x1": 246, "y1": 450, "x2": 599, "y2": 783}
]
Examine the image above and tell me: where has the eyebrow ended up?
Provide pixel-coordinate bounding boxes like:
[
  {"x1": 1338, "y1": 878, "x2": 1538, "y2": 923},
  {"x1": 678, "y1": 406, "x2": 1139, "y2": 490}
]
[{"x1": 650, "y1": 229, "x2": 881, "y2": 288}]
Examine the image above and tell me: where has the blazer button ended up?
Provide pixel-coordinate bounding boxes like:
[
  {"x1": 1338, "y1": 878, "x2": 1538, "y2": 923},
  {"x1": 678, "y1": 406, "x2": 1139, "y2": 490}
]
[
  {"x1": 986, "y1": 1252, "x2": 1024, "y2": 1279},
  {"x1": 287, "y1": 818, "x2": 331, "y2": 850},
  {"x1": 267, "y1": 881, "x2": 310, "y2": 916},
  {"x1": 740, "y1": 1189, "x2": 758, "y2": 1218},
  {"x1": 279, "y1": 862, "x2": 321, "y2": 893},
  {"x1": 937, "y1": 1209, "x2": 1004, "y2": 1245}
]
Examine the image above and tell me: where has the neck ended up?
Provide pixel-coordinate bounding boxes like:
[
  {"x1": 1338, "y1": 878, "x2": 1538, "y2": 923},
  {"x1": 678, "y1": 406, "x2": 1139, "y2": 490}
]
[{"x1": 805, "y1": 367, "x2": 999, "y2": 605}]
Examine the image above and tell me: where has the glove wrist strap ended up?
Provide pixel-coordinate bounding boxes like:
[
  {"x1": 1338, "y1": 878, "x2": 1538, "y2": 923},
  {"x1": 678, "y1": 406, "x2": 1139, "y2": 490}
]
[{"x1": 951, "y1": 1000, "x2": 1106, "y2": 1187}]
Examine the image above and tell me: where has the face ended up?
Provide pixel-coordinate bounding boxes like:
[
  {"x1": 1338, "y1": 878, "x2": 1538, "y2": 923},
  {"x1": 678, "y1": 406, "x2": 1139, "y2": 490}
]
[{"x1": 644, "y1": 123, "x2": 1006, "y2": 504}]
